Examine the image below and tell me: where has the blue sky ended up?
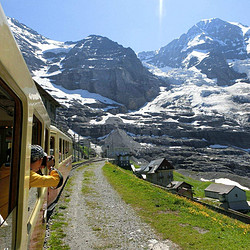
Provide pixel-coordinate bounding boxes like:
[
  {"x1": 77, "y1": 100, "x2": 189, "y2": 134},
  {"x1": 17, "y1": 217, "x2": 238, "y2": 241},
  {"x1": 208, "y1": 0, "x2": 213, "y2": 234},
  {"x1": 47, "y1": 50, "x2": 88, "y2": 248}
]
[{"x1": 2, "y1": 0, "x2": 250, "y2": 52}]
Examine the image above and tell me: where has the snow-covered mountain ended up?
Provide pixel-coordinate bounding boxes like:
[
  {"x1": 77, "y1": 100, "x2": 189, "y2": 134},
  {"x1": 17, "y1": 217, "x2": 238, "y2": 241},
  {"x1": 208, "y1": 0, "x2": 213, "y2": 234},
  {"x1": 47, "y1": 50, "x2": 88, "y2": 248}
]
[
  {"x1": 137, "y1": 18, "x2": 250, "y2": 131},
  {"x1": 8, "y1": 17, "x2": 161, "y2": 111},
  {"x1": 138, "y1": 18, "x2": 250, "y2": 84},
  {"x1": 8, "y1": 17, "x2": 250, "y2": 178}
]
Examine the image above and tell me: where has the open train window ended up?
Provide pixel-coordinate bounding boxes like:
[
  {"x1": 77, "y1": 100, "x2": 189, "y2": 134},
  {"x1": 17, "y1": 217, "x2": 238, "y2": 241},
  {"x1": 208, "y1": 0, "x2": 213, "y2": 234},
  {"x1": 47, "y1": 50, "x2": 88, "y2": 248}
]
[
  {"x1": 59, "y1": 138, "x2": 62, "y2": 163},
  {"x1": 45, "y1": 129, "x2": 49, "y2": 154},
  {"x1": 63, "y1": 140, "x2": 65, "y2": 160},
  {"x1": 65, "y1": 141, "x2": 69, "y2": 158},
  {"x1": 32, "y1": 115, "x2": 42, "y2": 145},
  {"x1": 50, "y1": 136, "x2": 55, "y2": 156},
  {"x1": 0, "y1": 79, "x2": 22, "y2": 239},
  {"x1": 28, "y1": 115, "x2": 43, "y2": 217}
]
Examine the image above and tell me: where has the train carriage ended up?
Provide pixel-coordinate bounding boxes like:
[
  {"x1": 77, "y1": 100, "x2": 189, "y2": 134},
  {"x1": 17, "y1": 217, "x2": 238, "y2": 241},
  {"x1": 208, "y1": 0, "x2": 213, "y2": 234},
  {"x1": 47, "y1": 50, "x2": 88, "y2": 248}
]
[
  {"x1": 48, "y1": 125, "x2": 72, "y2": 210},
  {"x1": 0, "y1": 4, "x2": 72, "y2": 249}
]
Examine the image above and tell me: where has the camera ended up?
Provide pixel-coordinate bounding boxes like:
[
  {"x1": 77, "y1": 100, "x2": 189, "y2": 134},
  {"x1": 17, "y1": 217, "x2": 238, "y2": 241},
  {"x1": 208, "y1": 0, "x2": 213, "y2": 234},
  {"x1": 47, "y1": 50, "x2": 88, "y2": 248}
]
[
  {"x1": 41, "y1": 155, "x2": 55, "y2": 167},
  {"x1": 48, "y1": 155, "x2": 53, "y2": 161},
  {"x1": 41, "y1": 156, "x2": 47, "y2": 166}
]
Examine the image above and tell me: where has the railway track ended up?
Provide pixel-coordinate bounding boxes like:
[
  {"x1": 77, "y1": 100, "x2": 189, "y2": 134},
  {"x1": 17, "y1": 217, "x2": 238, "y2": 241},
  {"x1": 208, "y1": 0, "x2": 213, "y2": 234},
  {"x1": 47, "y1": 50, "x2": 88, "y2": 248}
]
[
  {"x1": 47, "y1": 158, "x2": 104, "y2": 217},
  {"x1": 71, "y1": 157, "x2": 105, "y2": 170}
]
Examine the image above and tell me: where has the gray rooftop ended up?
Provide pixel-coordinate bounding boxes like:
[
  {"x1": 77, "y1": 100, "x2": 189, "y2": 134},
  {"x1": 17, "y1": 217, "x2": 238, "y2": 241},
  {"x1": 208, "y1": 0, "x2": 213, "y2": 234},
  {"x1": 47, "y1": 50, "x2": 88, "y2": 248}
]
[
  {"x1": 167, "y1": 181, "x2": 192, "y2": 189},
  {"x1": 137, "y1": 158, "x2": 174, "y2": 174},
  {"x1": 204, "y1": 183, "x2": 244, "y2": 194}
]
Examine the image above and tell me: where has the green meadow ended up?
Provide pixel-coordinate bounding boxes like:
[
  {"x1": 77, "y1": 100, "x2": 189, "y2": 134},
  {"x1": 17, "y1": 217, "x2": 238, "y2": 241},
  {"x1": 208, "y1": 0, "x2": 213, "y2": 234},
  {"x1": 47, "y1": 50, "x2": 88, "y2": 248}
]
[{"x1": 103, "y1": 163, "x2": 250, "y2": 250}]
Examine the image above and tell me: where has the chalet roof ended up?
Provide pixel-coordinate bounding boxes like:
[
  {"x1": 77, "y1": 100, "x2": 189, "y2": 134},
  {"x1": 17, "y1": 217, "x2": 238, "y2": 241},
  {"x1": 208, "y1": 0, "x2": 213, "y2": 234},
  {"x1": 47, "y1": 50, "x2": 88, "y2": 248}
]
[
  {"x1": 167, "y1": 181, "x2": 193, "y2": 189},
  {"x1": 137, "y1": 158, "x2": 174, "y2": 174},
  {"x1": 204, "y1": 183, "x2": 244, "y2": 195}
]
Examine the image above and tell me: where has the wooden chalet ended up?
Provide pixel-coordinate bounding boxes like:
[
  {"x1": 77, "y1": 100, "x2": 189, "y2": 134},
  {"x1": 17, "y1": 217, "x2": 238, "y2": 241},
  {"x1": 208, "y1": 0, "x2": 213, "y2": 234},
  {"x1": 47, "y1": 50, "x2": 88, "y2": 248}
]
[
  {"x1": 167, "y1": 181, "x2": 194, "y2": 198},
  {"x1": 136, "y1": 158, "x2": 174, "y2": 187}
]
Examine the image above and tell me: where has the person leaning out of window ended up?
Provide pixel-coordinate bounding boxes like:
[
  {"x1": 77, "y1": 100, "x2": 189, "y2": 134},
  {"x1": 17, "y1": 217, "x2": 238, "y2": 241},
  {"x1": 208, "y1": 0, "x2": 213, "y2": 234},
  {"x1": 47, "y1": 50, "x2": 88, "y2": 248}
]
[{"x1": 30, "y1": 145, "x2": 63, "y2": 188}]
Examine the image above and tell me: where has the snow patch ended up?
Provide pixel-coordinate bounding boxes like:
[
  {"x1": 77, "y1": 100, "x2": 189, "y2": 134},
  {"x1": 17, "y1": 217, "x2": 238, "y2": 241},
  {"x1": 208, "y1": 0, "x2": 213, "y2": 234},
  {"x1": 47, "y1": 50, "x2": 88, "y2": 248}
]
[
  {"x1": 209, "y1": 144, "x2": 228, "y2": 149},
  {"x1": 215, "y1": 178, "x2": 249, "y2": 190}
]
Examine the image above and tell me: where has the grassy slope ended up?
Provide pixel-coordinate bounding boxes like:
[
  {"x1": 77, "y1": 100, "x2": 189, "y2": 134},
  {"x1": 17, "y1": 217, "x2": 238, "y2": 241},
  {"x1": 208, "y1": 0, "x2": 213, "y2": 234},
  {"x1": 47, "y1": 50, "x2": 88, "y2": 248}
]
[{"x1": 103, "y1": 163, "x2": 250, "y2": 250}]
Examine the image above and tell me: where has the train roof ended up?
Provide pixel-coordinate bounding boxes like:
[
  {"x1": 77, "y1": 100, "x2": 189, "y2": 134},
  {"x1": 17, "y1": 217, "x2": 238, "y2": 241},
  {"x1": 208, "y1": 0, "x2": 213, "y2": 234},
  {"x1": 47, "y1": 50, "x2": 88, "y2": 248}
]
[
  {"x1": 0, "y1": 5, "x2": 50, "y2": 125},
  {"x1": 50, "y1": 125, "x2": 72, "y2": 141}
]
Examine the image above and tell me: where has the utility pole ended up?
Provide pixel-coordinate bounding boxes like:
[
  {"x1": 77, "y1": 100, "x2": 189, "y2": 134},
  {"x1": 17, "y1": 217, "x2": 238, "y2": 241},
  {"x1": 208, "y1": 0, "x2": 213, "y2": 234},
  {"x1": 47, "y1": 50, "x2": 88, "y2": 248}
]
[
  {"x1": 78, "y1": 134, "x2": 80, "y2": 161},
  {"x1": 74, "y1": 134, "x2": 76, "y2": 162}
]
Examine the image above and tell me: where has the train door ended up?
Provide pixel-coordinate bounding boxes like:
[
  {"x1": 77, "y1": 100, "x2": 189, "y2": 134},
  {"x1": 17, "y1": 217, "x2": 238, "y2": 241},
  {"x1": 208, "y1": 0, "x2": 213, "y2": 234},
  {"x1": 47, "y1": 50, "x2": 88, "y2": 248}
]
[{"x1": 0, "y1": 78, "x2": 22, "y2": 249}]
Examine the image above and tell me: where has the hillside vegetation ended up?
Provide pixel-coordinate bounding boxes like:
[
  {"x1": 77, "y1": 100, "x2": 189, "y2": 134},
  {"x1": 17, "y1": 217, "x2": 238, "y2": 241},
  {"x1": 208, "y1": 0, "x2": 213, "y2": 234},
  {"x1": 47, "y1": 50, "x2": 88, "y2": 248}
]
[{"x1": 103, "y1": 163, "x2": 250, "y2": 249}]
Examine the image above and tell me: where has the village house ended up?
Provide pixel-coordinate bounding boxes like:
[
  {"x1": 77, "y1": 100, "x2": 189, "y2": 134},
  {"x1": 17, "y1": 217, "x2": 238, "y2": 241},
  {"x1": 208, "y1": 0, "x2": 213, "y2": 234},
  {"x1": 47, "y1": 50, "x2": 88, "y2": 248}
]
[
  {"x1": 135, "y1": 158, "x2": 174, "y2": 187},
  {"x1": 116, "y1": 152, "x2": 131, "y2": 169},
  {"x1": 167, "y1": 181, "x2": 194, "y2": 198},
  {"x1": 102, "y1": 129, "x2": 138, "y2": 169},
  {"x1": 204, "y1": 183, "x2": 250, "y2": 212},
  {"x1": 105, "y1": 146, "x2": 132, "y2": 169}
]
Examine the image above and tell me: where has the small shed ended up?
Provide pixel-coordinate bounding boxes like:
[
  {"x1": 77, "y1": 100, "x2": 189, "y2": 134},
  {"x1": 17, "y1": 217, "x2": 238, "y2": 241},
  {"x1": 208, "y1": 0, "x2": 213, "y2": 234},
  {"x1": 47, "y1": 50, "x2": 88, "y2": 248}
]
[
  {"x1": 136, "y1": 158, "x2": 174, "y2": 187},
  {"x1": 204, "y1": 183, "x2": 250, "y2": 212},
  {"x1": 167, "y1": 181, "x2": 194, "y2": 198}
]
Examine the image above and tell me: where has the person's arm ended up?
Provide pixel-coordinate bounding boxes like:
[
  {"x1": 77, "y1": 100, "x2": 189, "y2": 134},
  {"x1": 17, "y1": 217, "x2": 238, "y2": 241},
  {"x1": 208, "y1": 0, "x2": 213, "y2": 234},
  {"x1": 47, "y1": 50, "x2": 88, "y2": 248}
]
[{"x1": 29, "y1": 170, "x2": 60, "y2": 188}]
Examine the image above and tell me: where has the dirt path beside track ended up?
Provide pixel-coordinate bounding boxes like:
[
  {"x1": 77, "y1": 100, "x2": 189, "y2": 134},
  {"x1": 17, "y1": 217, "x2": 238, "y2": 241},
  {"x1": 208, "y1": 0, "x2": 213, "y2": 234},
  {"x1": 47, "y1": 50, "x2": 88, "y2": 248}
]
[{"x1": 48, "y1": 160, "x2": 180, "y2": 249}]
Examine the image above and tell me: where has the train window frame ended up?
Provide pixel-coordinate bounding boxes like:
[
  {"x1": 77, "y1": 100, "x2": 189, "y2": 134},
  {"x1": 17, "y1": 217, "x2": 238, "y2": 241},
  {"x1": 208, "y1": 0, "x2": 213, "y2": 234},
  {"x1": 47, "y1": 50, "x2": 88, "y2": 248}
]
[{"x1": 0, "y1": 77, "x2": 22, "y2": 225}]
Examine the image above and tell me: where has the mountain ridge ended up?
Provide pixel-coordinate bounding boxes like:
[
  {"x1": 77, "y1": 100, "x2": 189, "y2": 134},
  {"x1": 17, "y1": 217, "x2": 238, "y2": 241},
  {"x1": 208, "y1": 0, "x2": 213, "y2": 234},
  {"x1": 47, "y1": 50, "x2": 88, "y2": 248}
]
[
  {"x1": 7, "y1": 16, "x2": 250, "y2": 179},
  {"x1": 8, "y1": 17, "x2": 162, "y2": 110},
  {"x1": 138, "y1": 18, "x2": 250, "y2": 85}
]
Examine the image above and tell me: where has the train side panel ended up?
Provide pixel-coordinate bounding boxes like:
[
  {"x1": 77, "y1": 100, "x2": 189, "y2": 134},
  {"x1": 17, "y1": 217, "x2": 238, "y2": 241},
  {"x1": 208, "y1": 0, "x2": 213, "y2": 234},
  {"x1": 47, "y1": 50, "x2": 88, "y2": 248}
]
[
  {"x1": 0, "y1": 4, "x2": 49, "y2": 249},
  {"x1": 48, "y1": 126, "x2": 73, "y2": 207},
  {"x1": 0, "y1": 4, "x2": 74, "y2": 249}
]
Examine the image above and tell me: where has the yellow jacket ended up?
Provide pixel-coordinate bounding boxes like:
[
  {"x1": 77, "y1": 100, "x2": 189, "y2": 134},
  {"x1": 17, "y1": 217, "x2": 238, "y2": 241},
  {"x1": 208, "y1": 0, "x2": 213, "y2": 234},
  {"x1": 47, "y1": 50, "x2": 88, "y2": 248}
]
[{"x1": 29, "y1": 170, "x2": 60, "y2": 188}]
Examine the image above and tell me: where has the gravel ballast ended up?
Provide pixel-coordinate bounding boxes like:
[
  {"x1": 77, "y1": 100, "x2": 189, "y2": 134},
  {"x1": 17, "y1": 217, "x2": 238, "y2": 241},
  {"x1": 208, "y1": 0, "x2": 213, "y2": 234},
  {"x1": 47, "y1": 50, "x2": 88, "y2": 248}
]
[{"x1": 50, "y1": 160, "x2": 180, "y2": 249}]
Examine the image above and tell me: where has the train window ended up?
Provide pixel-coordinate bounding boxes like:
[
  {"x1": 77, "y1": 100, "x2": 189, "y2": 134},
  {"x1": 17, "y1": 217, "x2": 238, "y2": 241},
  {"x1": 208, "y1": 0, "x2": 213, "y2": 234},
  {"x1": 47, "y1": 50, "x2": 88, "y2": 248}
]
[
  {"x1": 59, "y1": 138, "x2": 62, "y2": 163},
  {"x1": 65, "y1": 141, "x2": 69, "y2": 157},
  {"x1": 32, "y1": 115, "x2": 42, "y2": 145},
  {"x1": 63, "y1": 140, "x2": 65, "y2": 160},
  {"x1": 50, "y1": 136, "x2": 55, "y2": 156},
  {"x1": 45, "y1": 129, "x2": 49, "y2": 154},
  {"x1": 0, "y1": 78, "x2": 22, "y2": 249},
  {"x1": 28, "y1": 115, "x2": 43, "y2": 217}
]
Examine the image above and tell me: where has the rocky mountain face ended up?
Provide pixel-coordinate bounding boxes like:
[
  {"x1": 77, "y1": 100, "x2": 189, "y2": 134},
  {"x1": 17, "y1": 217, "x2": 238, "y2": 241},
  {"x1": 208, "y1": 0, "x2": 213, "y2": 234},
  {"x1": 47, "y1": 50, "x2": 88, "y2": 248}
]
[
  {"x1": 8, "y1": 18, "x2": 161, "y2": 110},
  {"x1": 138, "y1": 18, "x2": 249, "y2": 85},
  {"x1": 49, "y1": 35, "x2": 161, "y2": 110},
  {"x1": 8, "y1": 17, "x2": 250, "y2": 180}
]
